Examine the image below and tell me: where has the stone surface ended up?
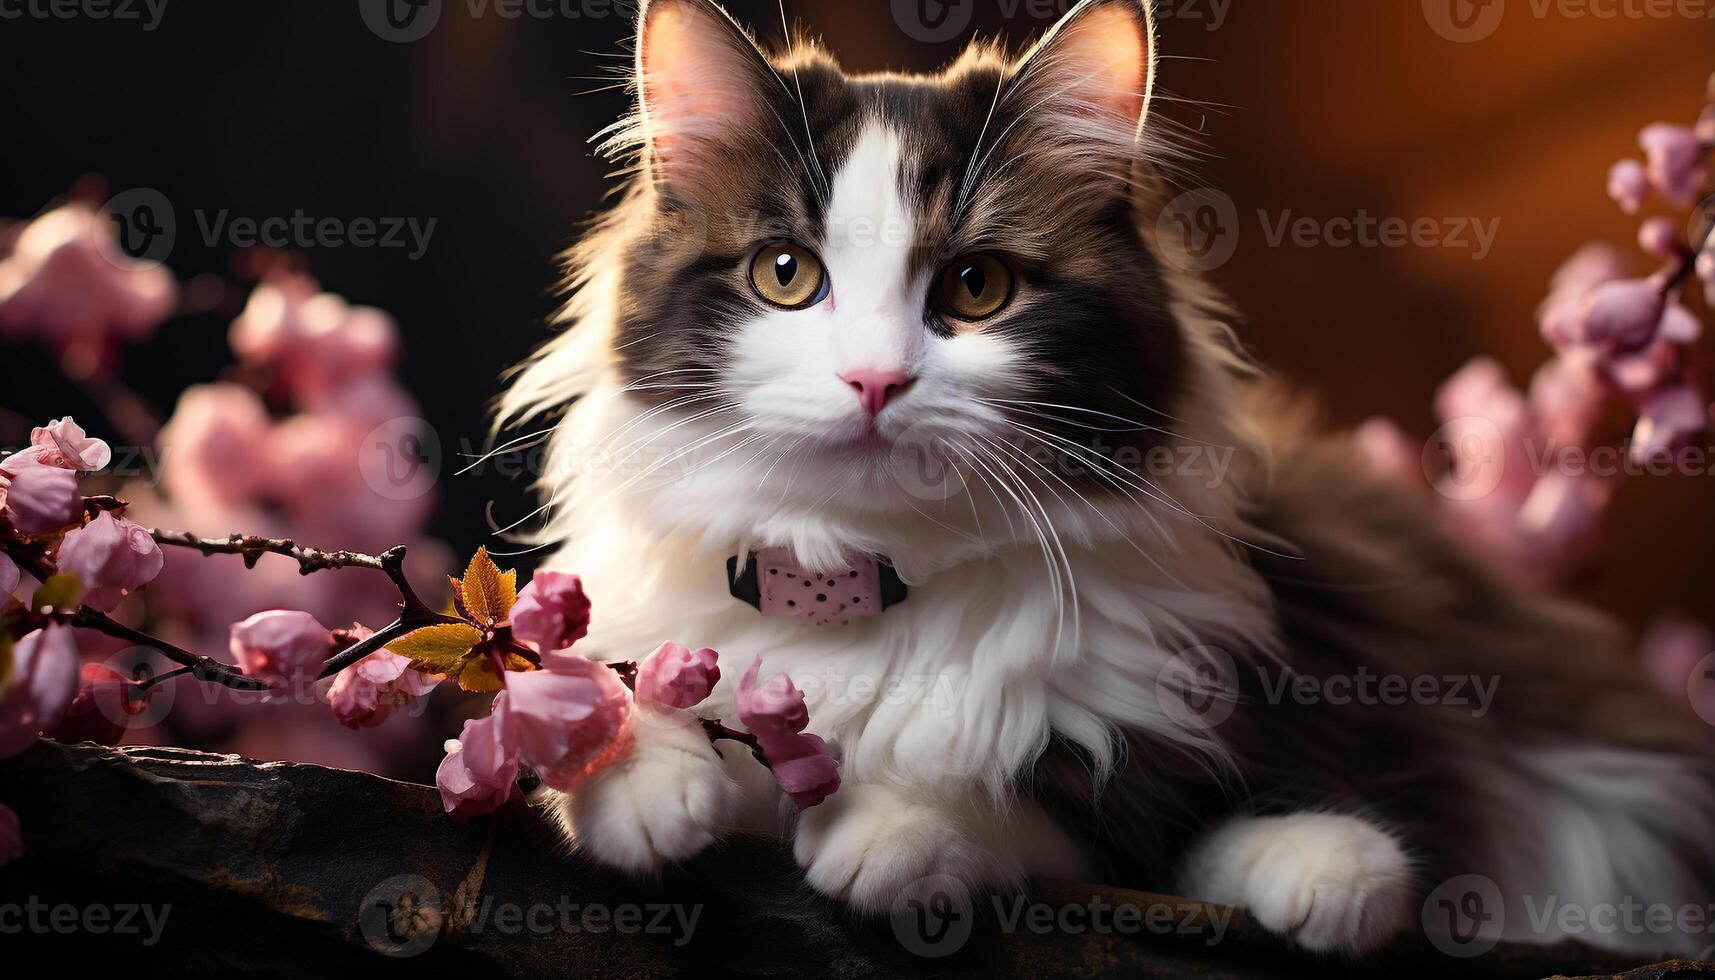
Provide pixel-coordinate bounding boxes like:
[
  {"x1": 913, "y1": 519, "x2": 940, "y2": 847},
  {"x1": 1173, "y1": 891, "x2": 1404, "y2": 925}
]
[{"x1": 0, "y1": 740, "x2": 1698, "y2": 978}]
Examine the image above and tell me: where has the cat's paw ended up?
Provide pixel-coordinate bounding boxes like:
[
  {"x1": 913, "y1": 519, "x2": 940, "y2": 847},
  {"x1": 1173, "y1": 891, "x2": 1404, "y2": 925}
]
[
  {"x1": 1179, "y1": 813, "x2": 1413, "y2": 954},
  {"x1": 792, "y1": 782, "x2": 1000, "y2": 914},
  {"x1": 554, "y1": 705, "x2": 736, "y2": 874}
]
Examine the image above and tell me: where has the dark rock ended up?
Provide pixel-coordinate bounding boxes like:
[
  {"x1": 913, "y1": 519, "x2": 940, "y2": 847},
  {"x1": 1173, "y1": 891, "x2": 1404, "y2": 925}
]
[{"x1": 0, "y1": 740, "x2": 1699, "y2": 978}]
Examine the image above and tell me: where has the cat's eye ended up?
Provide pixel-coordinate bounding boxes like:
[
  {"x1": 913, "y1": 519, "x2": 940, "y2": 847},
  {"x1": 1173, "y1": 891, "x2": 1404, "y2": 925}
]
[
  {"x1": 934, "y1": 253, "x2": 1015, "y2": 321},
  {"x1": 748, "y1": 242, "x2": 829, "y2": 310}
]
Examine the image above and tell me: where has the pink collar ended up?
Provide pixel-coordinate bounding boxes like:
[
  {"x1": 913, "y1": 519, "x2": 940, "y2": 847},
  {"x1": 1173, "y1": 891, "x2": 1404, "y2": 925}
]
[{"x1": 727, "y1": 548, "x2": 909, "y2": 626}]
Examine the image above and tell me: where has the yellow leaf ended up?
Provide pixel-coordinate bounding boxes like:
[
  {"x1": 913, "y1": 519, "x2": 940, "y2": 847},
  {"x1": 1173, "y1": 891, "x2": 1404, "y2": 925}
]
[
  {"x1": 32, "y1": 574, "x2": 80, "y2": 613},
  {"x1": 457, "y1": 657, "x2": 506, "y2": 693},
  {"x1": 457, "y1": 547, "x2": 516, "y2": 626},
  {"x1": 391, "y1": 623, "x2": 484, "y2": 674}
]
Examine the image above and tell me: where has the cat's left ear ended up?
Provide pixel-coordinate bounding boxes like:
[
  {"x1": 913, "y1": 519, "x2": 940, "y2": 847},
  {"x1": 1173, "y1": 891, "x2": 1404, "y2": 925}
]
[
  {"x1": 634, "y1": 0, "x2": 778, "y2": 184},
  {"x1": 1010, "y1": 0, "x2": 1158, "y2": 145}
]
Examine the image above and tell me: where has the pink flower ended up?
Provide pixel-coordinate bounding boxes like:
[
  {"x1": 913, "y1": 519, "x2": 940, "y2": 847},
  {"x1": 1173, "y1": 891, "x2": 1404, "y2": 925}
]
[
  {"x1": 0, "y1": 552, "x2": 18, "y2": 599},
  {"x1": 1631, "y1": 384, "x2": 1710, "y2": 463},
  {"x1": 230, "y1": 274, "x2": 399, "y2": 405},
  {"x1": 0, "y1": 458, "x2": 83, "y2": 533},
  {"x1": 265, "y1": 413, "x2": 434, "y2": 550},
  {"x1": 734, "y1": 657, "x2": 839, "y2": 809},
  {"x1": 436, "y1": 711, "x2": 518, "y2": 820},
  {"x1": 498, "y1": 654, "x2": 632, "y2": 792},
  {"x1": 509, "y1": 572, "x2": 591, "y2": 653},
  {"x1": 156, "y1": 384, "x2": 273, "y2": 508},
  {"x1": 1639, "y1": 123, "x2": 1706, "y2": 205},
  {"x1": 328, "y1": 633, "x2": 441, "y2": 729},
  {"x1": 1606, "y1": 159, "x2": 1649, "y2": 214},
  {"x1": 1639, "y1": 615, "x2": 1713, "y2": 708},
  {"x1": 1515, "y1": 471, "x2": 1610, "y2": 578},
  {"x1": 228, "y1": 609, "x2": 333, "y2": 686},
  {"x1": 1528, "y1": 359, "x2": 1604, "y2": 448},
  {"x1": 56, "y1": 512, "x2": 165, "y2": 611},
  {"x1": 1433, "y1": 358, "x2": 1534, "y2": 505},
  {"x1": 1637, "y1": 217, "x2": 1683, "y2": 259},
  {"x1": 635, "y1": 642, "x2": 720, "y2": 709},
  {"x1": 46, "y1": 663, "x2": 150, "y2": 746},
  {"x1": 0, "y1": 803, "x2": 20, "y2": 866},
  {"x1": 0, "y1": 624, "x2": 81, "y2": 758},
  {"x1": 1577, "y1": 279, "x2": 1663, "y2": 350},
  {"x1": 0, "y1": 204, "x2": 177, "y2": 366},
  {"x1": 18, "y1": 417, "x2": 112, "y2": 472},
  {"x1": 1538, "y1": 244, "x2": 1630, "y2": 347}
]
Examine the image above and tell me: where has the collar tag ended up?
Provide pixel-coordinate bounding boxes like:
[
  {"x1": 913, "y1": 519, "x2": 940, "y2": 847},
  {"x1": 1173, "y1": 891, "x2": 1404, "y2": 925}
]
[{"x1": 727, "y1": 548, "x2": 907, "y2": 625}]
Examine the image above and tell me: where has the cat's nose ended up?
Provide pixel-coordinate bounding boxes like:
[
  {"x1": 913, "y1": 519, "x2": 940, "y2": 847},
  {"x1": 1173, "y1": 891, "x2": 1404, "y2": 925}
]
[{"x1": 841, "y1": 368, "x2": 915, "y2": 417}]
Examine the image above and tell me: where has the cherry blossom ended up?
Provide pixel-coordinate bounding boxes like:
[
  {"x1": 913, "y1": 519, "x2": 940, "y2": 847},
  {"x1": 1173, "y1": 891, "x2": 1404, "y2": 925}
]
[
  {"x1": 228, "y1": 610, "x2": 333, "y2": 687},
  {"x1": 1606, "y1": 159, "x2": 1648, "y2": 214},
  {"x1": 327, "y1": 633, "x2": 441, "y2": 729},
  {"x1": 0, "y1": 203, "x2": 177, "y2": 369},
  {"x1": 156, "y1": 384, "x2": 274, "y2": 508},
  {"x1": 0, "y1": 458, "x2": 83, "y2": 534},
  {"x1": 1639, "y1": 615, "x2": 1714, "y2": 713},
  {"x1": 734, "y1": 657, "x2": 839, "y2": 810},
  {"x1": 16, "y1": 417, "x2": 112, "y2": 472},
  {"x1": 1575, "y1": 278, "x2": 1664, "y2": 351},
  {"x1": 47, "y1": 663, "x2": 150, "y2": 747},
  {"x1": 635, "y1": 642, "x2": 720, "y2": 709},
  {"x1": 509, "y1": 572, "x2": 592, "y2": 653},
  {"x1": 1632, "y1": 384, "x2": 1711, "y2": 462},
  {"x1": 0, "y1": 552, "x2": 18, "y2": 599},
  {"x1": 0, "y1": 625, "x2": 81, "y2": 758},
  {"x1": 1639, "y1": 123, "x2": 1706, "y2": 205},
  {"x1": 1636, "y1": 217, "x2": 1684, "y2": 259},
  {"x1": 230, "y1": 274, "x2": 399, "y2": 404},
  {"x1": 56, "y1": 512, "x2": 166, "y2": 611},
  {"x1": 436, "y1": 712, "x2": 518, "y2": 821},
  {"x1": 499, "y1": 653, "x2": 633, "y2": 792}
]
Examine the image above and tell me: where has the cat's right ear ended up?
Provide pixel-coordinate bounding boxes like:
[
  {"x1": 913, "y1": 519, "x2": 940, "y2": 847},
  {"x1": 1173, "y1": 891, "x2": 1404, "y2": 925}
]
[{"x1": 635, "y1": 0, "x2": 776, "y2": 183}]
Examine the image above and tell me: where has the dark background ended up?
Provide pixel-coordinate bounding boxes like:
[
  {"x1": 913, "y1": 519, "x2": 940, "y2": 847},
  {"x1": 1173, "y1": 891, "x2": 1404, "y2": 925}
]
[{"x1": 3, "y1": 0, "x2": 1711, "y2": 629}]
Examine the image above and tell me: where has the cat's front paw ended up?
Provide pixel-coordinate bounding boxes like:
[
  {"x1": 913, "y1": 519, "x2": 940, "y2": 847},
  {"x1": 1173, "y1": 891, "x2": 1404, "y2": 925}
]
[
  {"x1": 553, "y1": 705, "x2": 736, "y2": 874},
  {"x1": 1179, "y1": 813, "x2": 1413, "y2": 955},
  {"x1": 792, "y1": 783, "x2": 1002, "y2": 914}
]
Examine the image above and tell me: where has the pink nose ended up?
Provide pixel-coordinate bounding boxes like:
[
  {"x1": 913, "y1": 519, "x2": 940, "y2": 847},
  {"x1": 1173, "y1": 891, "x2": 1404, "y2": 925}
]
[{"x1": 841, "y1": 368, "x2": 915, "y2": 417}]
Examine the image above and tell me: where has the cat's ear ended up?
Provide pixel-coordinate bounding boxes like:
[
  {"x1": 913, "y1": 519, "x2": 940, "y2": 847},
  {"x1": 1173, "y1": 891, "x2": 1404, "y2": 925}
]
[
  {"x1": 1010, "y1": 0, "x2": 1157, "y2": 145},
  {"x1": 634, "y1": 0, "x2": 777, "y2": 181}
]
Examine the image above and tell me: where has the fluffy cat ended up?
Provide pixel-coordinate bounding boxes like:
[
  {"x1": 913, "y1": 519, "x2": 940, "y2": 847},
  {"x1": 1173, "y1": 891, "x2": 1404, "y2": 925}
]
[{"x1": 498, "y1": 0, "x2": 1715, "y2": 957}]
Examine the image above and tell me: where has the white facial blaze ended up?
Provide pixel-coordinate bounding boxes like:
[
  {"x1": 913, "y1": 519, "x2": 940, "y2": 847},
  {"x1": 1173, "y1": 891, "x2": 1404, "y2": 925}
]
[{"x1": 819, "y1": 121, "x2": 922, "y2": 374}]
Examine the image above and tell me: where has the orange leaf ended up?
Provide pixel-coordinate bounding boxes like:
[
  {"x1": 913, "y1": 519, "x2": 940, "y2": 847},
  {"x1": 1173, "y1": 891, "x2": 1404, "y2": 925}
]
[{"x1": 457, "y1": 547, "x2": 516, "y2": 626}]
